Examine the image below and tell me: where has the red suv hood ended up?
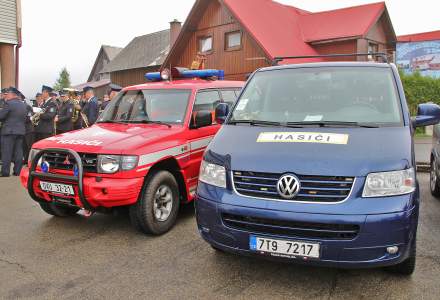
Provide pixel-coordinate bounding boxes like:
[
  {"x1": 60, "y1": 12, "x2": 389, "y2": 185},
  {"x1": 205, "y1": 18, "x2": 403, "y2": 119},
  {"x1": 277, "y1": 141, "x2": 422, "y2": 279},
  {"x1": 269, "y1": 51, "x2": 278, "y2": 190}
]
[{"x1": 33, "y1": 123, "x2": 184, "y2": 155}]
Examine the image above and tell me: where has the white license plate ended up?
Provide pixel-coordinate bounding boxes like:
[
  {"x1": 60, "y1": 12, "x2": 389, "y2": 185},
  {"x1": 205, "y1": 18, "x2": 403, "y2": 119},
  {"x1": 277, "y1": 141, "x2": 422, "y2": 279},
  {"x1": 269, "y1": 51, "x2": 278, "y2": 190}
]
[
  {"x1": 40, "y1": 181, "x2": 75, "y2": 195},
  {"x1": 250, "y1": 236, "x2": 320, "y2": 259}
]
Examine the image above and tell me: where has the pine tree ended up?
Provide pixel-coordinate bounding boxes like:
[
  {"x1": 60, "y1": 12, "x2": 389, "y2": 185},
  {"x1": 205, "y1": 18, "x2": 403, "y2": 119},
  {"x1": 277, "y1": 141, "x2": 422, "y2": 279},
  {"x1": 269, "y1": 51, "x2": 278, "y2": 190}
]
[{"x1": 53, "y1": 67, "x2": 71, "y2": 91}]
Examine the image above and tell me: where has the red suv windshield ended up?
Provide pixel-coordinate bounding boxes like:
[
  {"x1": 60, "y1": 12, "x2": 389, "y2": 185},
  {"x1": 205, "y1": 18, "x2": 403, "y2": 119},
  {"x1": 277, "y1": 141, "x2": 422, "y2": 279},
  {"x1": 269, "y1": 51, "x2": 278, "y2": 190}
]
[{"x1": 99, "y1": 89, "x2": 192, "y2": 124}]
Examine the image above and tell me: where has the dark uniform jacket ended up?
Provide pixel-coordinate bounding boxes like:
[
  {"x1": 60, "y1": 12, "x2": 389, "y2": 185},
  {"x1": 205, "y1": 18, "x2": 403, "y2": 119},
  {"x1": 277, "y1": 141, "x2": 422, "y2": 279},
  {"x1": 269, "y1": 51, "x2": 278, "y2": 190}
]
[
  {"x1": 35, "y1": 98, "x2": 57, "y2": 134},
  {"x1": 82, "y1": 97, "x2": 99, "y2": 126},
  {"x1": 57, "y1": 100, "x2": 74, "y2": 132},
  {"x1": 0, "y1": 98, "x2": 27, "y2": 136},
  {"x1": 24, "y1": 104, "x2": 34, "y2": 134}
]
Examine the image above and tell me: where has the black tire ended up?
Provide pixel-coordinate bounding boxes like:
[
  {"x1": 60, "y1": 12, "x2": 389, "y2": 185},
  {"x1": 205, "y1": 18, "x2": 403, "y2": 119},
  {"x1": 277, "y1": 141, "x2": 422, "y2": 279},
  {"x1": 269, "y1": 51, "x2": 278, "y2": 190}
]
[
  {"x1": 430, "y1": 157, "x2": 440, "y2": 197},
  {"x1": 129, "y1": 170, "x2": 180, "y2": 235},
  {"x1": 385, "y1": 239, "x2": 416, "y2": 276},
  {"x1": 39, "y1": 202, "x2": 79, "y2": 217}
]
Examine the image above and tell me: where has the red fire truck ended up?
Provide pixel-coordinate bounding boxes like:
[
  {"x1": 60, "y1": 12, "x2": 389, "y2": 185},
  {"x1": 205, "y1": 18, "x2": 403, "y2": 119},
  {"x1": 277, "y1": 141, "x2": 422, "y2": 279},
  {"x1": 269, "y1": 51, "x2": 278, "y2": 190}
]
[{"x1": 20, "y1": 68, "x2": 244, "y2": 235}]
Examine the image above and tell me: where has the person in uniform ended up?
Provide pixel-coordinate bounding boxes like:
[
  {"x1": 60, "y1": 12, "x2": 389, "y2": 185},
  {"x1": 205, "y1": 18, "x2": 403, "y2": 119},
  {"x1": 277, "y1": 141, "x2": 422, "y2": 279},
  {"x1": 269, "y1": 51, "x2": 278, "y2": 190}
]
[
  {"x1": 35, "y1": 92, "x2": 43, "y2": 107},
  {"x1": 34, "y1": 85, "x2": 57, "y2": 142},
  {"x1": 101, "y1": 83, "x2": 122, "y2": 111},
  {"x1": 73, "y1": 91, "x2": 84, "y2": 130},
  {"x1": 54, "y1": 90, "x2": 74, "y2": 134},
  {"x1": 17, "y1": 91, "x2": 34, "y2": 163},
  {"x1": 81, "y1": 86, "x2": 99, "y2": 127},
  {"x1": 50, "y1": 91, "x2": 61, "y2": 109},
  {"x1": 0, "y1": 88, "x2": 7, "y2": 164},
  {"x1": 0, "y1": 87, "x2": 27, "y2": 177}
]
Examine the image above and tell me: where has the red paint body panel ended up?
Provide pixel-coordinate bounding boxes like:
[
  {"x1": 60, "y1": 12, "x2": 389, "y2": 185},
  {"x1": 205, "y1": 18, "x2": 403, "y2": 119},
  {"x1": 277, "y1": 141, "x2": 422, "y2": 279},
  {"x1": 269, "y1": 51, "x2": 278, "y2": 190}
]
[{"x1": 21, "y1": 79, "x2": 244, "y2": 209}]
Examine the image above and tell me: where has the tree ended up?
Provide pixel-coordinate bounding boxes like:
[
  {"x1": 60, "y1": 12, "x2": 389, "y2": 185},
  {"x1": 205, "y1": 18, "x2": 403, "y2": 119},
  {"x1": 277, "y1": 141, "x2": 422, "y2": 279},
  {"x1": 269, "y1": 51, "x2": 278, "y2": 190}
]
[{"x1": 53, "y1": 67, "x2": 71, "y2": 91}]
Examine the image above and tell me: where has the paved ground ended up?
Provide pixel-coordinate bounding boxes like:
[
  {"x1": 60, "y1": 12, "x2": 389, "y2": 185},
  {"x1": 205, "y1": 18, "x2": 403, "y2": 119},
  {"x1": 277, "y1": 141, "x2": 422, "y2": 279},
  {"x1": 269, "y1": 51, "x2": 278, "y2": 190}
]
[
  {"x1": 1, "y1": 174, "x2": 440, "y2": 299},
  {"x1": 415, "y1": 137, "x2": 432, "y2": 164}
]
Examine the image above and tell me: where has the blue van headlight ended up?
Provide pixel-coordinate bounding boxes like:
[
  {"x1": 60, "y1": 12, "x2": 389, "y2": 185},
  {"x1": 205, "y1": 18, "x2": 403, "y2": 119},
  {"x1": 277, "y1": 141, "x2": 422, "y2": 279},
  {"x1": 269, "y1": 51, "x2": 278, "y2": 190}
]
[
  {"x1": 199, "y1": 160, "x2": 226, "y2": 188},
  {"x1": 363, "y1": 168, "x2": 416, "y2": 197}
]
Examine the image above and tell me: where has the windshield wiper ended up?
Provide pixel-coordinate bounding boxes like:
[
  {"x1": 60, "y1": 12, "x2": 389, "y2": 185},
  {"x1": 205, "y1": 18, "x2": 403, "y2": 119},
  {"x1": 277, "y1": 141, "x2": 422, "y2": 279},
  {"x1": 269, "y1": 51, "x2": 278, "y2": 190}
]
[
  {"x1": 126, "y1": 120, "x2": 172, "y2": 128},
  {"x1": 97, "y1": 120, "x2": 129, "y2": 125},
  {"x1": 228, "y1": 120, "x2": 305, "y2": 128},
  {"x1": 286, "y1": 121, "x2": 379, "y2": 128}
]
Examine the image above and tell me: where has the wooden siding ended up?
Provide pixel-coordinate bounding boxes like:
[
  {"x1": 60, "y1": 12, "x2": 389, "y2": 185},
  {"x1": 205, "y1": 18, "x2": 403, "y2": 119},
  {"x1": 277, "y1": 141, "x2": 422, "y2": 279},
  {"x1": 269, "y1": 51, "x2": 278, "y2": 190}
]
[
  {"x1": 172, "y1": 0, "x2": 269, "y2": 81},
  {"x1": 313, "y1": 40, "x2": 358, "y2": 61},
  {"x1": 110, "y1": 66, "x2": 159, "y2": 88},
  {"x1": 0, "y1": 0, "x2": 18, "y2": 44}
]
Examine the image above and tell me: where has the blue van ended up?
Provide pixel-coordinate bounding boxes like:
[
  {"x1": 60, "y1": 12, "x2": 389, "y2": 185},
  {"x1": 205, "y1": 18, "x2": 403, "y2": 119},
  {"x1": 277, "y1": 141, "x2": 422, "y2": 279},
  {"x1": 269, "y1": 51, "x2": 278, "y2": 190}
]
[{"x1": 195, "y1": 57, "x2": 440, "y2": 275}]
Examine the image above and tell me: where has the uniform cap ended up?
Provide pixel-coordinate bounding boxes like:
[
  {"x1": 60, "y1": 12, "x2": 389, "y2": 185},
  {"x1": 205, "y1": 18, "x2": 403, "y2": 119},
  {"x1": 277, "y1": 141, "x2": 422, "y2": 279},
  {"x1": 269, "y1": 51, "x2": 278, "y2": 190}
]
[
  {"x1": 109, "y1": 83, "x2": 122, "y2": 92},
  {"x1": 50, "y1": 91, "x2": 58, "y2": 97},
  {"x1": 5, "y1": 86, "x2": 20, "y2": 95},
  {"x1": 83, "y1": 86, "x2": 93, "y2": 93},
  {"x1": 42, "y1": 85, "x2": 53, "y2": 93},
  {"x1": 35, "y1": 92, "x2": 42, "y2": 97}
]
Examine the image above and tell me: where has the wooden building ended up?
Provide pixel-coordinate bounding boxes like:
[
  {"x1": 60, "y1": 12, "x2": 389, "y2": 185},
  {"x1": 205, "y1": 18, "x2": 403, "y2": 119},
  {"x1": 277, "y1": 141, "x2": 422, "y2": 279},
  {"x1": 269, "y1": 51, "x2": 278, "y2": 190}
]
[
  {"x1": 102, "y1": 29, "x2": 173, "y2": 87},
  {"x1": 163, "y1": 0, "x2": 397, "y2": 81},
  {"x1": 0, "y1": 0, "x2": 21, "y2": 88},
  {"x1": 88, "y1": 45, "x2": 122, "y2": 82}
]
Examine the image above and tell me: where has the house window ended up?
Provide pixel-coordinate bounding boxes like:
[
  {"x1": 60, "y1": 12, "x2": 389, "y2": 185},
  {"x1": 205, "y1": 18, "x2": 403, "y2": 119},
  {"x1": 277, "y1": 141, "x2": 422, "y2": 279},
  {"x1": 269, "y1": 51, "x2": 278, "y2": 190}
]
[
  {"x1": 368, "y1": 42, "x2": 379, "y2": 60},
  {"x1": 199, "y1": 36, "x2": 213, "y2": 53},
  {"x1": 225, "y1": 31, "x2": 242, "y2": 50}
]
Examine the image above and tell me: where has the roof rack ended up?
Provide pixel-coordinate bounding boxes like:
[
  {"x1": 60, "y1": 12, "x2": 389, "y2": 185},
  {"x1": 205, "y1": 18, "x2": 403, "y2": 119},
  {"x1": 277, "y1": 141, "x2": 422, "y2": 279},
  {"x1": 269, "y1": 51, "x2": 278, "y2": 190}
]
[{"x1": 272, "y1": 52, "x2": 389, "y2": 65}]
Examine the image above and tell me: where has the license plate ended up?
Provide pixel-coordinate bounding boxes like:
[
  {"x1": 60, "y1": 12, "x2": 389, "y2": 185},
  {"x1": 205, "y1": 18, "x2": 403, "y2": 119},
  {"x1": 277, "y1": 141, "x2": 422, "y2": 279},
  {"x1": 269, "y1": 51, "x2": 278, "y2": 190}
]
[
  {"x1": 250, "y1": 236, "x2": 320, "y2": 259},
  {"x1": 40, "y1": 181, "x2": 75, "y2": 195}
]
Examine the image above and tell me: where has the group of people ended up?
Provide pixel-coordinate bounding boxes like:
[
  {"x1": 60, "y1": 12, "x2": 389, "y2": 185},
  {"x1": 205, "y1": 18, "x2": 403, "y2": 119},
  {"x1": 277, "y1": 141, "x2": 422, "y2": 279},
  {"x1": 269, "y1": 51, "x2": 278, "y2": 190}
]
[{"x1": 0, "y1": 83, "x2": 122, "y2": 177}]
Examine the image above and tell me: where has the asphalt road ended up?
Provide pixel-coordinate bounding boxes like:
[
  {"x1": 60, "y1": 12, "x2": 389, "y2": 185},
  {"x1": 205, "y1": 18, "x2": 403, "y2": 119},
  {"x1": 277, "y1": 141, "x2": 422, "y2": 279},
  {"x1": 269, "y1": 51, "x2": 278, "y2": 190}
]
[{"x1": 1, "y1": 174, "x2": 440, "y2": 300}]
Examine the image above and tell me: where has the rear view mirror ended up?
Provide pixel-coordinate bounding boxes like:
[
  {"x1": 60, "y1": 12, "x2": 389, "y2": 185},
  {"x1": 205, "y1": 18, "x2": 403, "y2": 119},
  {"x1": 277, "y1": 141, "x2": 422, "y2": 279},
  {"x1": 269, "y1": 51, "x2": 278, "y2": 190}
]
[
  {"x1": 215, "y1": 103, "x2": 230, "y2": 124},
  {"x1": 192, "y1": 110, "x2": 213, "y2": 129},
  {"x1": 413, "y1": 103, "x2": 440, "y2": 127}
]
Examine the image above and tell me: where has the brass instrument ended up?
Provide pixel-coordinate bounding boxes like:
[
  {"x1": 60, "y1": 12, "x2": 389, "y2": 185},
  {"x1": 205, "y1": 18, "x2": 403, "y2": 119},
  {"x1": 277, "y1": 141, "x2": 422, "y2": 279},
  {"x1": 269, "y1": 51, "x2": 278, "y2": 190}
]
[
  {"x1": 30, "y1": 107, "x2": 46, "y2": 126},
  {"x1": 80, "y1": 111, "x2": 89, "y2": 128}
]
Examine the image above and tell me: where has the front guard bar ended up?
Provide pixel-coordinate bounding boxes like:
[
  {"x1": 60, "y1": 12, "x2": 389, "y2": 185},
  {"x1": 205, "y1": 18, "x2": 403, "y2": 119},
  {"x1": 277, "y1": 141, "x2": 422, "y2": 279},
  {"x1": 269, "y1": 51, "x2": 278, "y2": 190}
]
[{"x1": 27, "y1": 148, "x2": 92, "y2": 211}]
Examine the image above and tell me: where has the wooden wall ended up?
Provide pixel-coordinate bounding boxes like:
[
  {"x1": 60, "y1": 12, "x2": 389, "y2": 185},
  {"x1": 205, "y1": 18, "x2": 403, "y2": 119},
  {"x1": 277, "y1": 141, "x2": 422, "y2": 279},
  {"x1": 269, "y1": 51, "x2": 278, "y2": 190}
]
[
  {"x1": 313, "y1": 40, "x2": 358, "y2": 61},
  {"x1": 110, "y1": 66, "x2": 160, "y2": 88},
  {"x1": 172, "y1": 0, "x2": 269, "y2": 81}
]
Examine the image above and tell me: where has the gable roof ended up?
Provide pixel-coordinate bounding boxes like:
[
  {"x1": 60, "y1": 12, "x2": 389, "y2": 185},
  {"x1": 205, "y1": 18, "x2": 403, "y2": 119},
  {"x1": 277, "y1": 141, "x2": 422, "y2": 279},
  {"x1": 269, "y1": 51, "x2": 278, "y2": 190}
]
[
  {"x1": 299, "y1": 2, "x2": 386, "y2": 43},
  {"x1": 87, "y1": 45, "x2": 123, "y2": 82},
  {"x1": 164, "y1": 0, "x2": 394, "y2": 66},
  {"x1": 102, "y1": 29, "x2": 170, "y2": 73},
  {"x1": 398, "y1": 30, "x2": 440, "y2": 43}
]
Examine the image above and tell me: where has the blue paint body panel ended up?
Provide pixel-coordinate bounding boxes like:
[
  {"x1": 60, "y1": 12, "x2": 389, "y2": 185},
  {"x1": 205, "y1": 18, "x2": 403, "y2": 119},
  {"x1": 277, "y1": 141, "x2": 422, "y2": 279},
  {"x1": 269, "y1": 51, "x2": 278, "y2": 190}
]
[{"x1": 195, "y1": 62, "x2": 422, "y2": 269}]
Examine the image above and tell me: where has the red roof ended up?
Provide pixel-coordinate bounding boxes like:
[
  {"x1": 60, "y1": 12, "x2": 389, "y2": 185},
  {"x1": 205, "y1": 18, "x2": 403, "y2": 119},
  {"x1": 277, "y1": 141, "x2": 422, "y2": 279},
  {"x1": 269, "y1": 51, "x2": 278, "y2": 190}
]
[
  {"x1": 222, "y1": 0, "x2": 390, "y2": 63},
  {"x1": 300, "y1": 2, "x2": 385, "y2": 42},
  {"x1": 398, "y1": 30, "x2": 440, "y2": 43}
]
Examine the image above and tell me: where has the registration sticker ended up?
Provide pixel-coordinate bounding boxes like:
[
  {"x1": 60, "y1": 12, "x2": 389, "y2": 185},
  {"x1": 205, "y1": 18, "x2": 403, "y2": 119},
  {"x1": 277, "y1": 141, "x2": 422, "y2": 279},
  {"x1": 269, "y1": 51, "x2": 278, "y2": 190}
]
[{"x1": 257, "y1": 132, "x2": 349, "y2": 145}]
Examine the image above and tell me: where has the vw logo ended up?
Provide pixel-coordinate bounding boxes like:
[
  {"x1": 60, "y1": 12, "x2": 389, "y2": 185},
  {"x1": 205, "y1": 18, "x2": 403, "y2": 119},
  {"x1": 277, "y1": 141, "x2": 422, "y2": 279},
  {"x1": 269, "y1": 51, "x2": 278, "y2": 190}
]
[{"x1": 277, "y1": 174, "x2": 301, "y2": 199}]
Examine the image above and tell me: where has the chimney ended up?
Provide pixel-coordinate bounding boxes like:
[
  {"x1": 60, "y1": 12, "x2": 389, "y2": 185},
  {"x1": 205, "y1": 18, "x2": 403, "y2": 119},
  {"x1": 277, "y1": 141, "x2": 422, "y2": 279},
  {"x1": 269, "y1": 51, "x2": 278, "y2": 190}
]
[{"x1": 169, "y1": 19, "x2": 182, "y2": 47}]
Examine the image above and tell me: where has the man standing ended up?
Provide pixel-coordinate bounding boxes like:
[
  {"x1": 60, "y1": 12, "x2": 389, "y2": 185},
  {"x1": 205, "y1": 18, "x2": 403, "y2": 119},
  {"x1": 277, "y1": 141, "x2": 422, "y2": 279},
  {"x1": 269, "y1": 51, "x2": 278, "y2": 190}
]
[
  {"x1": 0, "y1": 88, "x2": 7, "y2": 164},
  {"x1": 54, "y1": 90, "x2": 74, "y2": 134},
  {"x1": 101, "y1": 83, "x2": 122, "y2": 111},
  {"x1": 18, "y1": 92, "x2": 35, "y2": 163},
  {"x1": 0, "y1": 87, "x2": 27, "y2": 177},
  {"x1": 34, "y1": 85, "x2": 57, "y2": 142},
  {"x1": 81, "y1": 86, "x2": 99, "y2": 127},
  {"x1": 35, "y1": 92, "x2": 43, "y2": 107}
]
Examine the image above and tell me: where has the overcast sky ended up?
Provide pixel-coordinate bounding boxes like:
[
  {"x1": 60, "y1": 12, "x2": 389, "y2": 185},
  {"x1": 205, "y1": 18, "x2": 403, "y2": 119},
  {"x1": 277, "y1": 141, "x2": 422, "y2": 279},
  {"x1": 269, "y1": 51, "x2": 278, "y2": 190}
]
[{"x1": 20, "y1": 0, "x2": 440, "y2": 98}]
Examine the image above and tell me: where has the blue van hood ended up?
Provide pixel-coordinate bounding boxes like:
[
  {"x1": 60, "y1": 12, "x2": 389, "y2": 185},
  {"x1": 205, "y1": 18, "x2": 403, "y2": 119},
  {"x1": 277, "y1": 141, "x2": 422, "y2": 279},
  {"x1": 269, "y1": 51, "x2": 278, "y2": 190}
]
[{"x1": 207, "y1": 125, "x2": 413, "y2": 177}]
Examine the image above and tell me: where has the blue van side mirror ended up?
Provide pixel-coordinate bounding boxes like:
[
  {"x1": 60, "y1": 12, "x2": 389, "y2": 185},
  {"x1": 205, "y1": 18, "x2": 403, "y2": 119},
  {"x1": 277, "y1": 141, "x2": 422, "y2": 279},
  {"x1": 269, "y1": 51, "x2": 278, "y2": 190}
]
[
  {"x1": 414, "y1": 103, "x2": 440, "y2": 127},
  {"x1": 215, "y1": 103, "x2": 230, "y2": 124}
]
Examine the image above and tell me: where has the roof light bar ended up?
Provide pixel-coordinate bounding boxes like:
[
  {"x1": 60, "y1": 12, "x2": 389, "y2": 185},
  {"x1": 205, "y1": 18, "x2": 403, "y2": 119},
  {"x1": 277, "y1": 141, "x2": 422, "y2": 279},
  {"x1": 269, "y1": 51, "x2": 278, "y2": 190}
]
[{"x1": 145, "y1": 68, "x2": 225, "y2": 81}]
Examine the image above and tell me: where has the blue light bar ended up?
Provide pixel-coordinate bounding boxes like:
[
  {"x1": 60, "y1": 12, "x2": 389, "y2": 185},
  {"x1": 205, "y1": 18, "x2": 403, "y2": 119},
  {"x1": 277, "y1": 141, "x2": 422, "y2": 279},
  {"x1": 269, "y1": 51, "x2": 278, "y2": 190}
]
[
  {"x1": 145, "y1": 72, "x2": 162, "y2": 81},
  {"x1": 145, "y1": 69, "x2": 225, "y2": 81},
  {"x1": 181, "y1": 69, "x2": 225, "y2": 80}
]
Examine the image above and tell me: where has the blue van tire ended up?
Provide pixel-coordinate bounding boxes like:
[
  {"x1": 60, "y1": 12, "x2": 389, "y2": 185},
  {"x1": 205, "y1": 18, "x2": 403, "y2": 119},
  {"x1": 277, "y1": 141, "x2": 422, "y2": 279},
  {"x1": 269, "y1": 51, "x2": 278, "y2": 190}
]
[{"x1": 430, "y1": 158, "x2": 440, "y2": 197}]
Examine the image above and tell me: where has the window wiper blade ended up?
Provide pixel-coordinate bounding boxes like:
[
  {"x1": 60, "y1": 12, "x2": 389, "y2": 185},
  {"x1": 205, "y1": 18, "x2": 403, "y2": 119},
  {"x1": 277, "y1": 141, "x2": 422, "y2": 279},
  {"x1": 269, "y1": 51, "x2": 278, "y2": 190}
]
[
  {"x1": 126, "y1": 120, "x2": 172, "y2": 128},
  {"x1": 286, "y1": 121, "x2": 379, "y2": 128},
  {"x1": 97, "y1": 120, "x2": 129, "y2": 125},
  {"x1": 228, "y1": 120, "x2": 283, "y2": 127}
]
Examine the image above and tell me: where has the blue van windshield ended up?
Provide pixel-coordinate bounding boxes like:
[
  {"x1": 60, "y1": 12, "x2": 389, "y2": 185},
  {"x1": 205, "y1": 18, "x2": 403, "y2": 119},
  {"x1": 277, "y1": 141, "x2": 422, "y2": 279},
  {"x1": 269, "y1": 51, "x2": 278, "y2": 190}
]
[{"x1": 230, "y1": 67, "x2": 402, "y2": 127}]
